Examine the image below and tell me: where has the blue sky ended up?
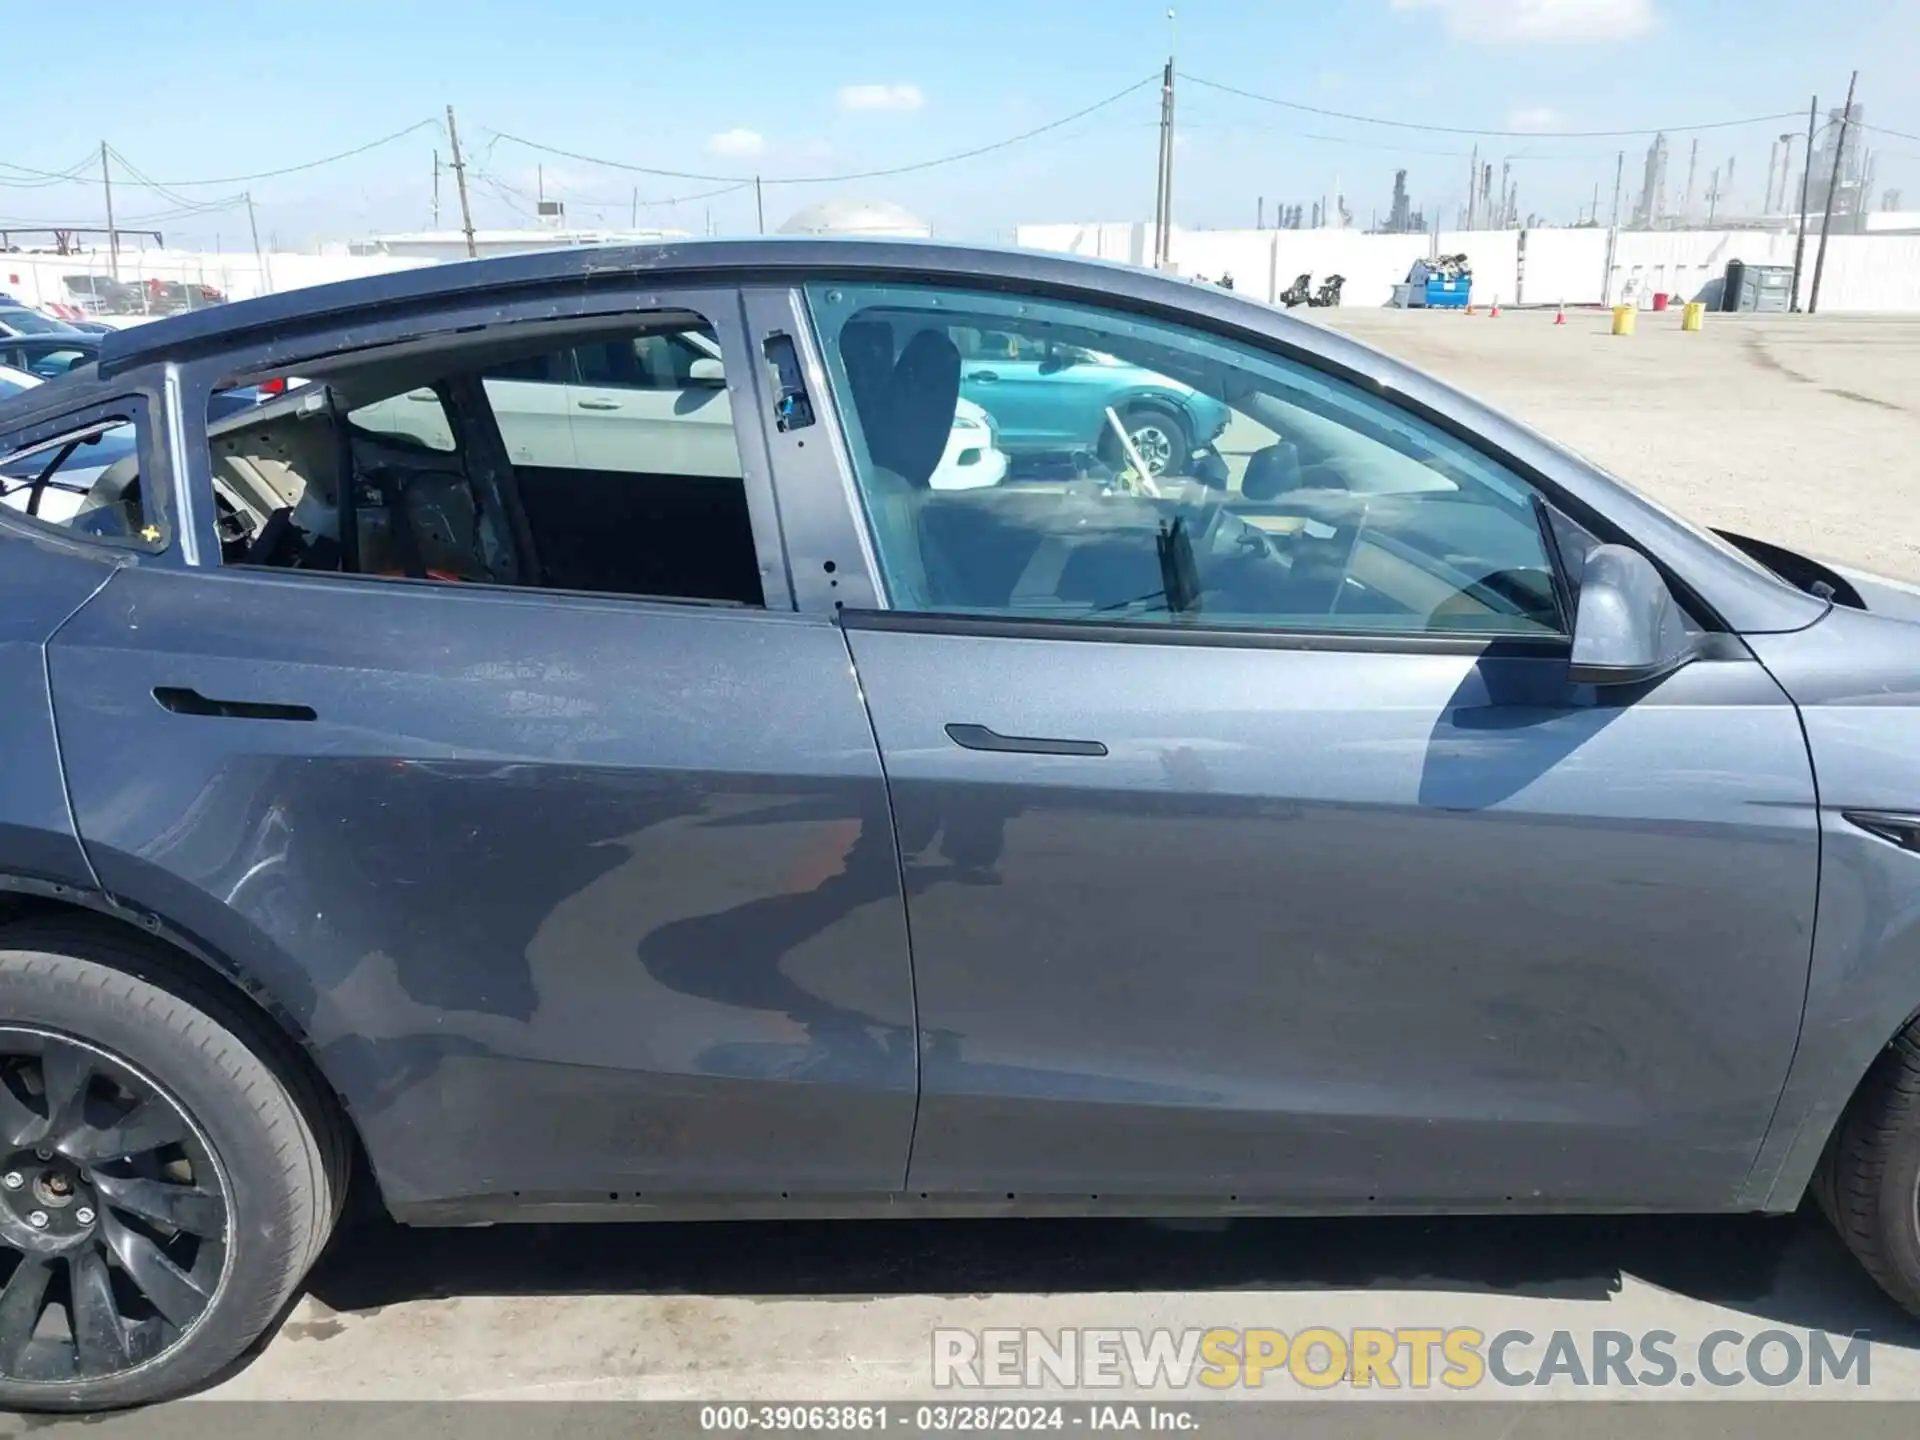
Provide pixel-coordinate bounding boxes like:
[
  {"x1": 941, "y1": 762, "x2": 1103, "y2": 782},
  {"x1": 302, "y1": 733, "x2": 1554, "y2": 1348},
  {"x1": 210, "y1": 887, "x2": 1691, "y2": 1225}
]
[{"x1": 3, "y1": 0, "x2": 1914, "y2": 247}]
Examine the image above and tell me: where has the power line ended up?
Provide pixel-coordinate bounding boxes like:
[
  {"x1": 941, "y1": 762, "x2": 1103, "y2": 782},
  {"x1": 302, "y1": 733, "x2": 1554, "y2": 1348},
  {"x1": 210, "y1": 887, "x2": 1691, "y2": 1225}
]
[
  {"x1": 0, "y1": 153, "x2": 101, "y2": 190},
  {"x1": 474, "y1": 168, "x2": 752, "y2": 212},
  {"x1": 1181, "y1": 74, "x2": 1804, "y2": 139},
  {"x1": 1857, "y1": 121, "x2": 1920, "y2": 146},
  {"x1": 486, "y1": 74, "x2": 1156, "y2": 186},
  {"x1": 103, "y1": 119, "x2": 441, "y2": 187}
]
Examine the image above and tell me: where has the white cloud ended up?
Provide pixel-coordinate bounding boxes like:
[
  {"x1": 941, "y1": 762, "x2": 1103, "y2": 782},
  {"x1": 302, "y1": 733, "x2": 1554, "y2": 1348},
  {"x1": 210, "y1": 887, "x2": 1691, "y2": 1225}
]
[
  {"x1": 706, "y1": 128, "x2": 766, "y2": 158},
  {"x1": 1507, "y1": 105, "x2": 1563, "y2": 131},
  {"x1": 1390, "y1": 0, "x2": 1656, "y2": 42},
  {"x1": 839, "y1": 83, "x2": 925, "y2": 112}
]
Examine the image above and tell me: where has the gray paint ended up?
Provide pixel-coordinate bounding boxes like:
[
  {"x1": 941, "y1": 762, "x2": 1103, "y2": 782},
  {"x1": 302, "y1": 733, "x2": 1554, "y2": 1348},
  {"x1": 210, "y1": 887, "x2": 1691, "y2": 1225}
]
[
  {"x1": 49, "y1": 564, "x2": 916, "y2": 1205},
  {"x1": 846, "y1": 622, "x2": 1818, "y2": 1207},
  {"x1": 0, "y1": 534, "x2": 120, "y2": 891},
  {"x1": 1567, "y1": 544, "x2": 1698, "y2": 685},
  {"x1": 1740, "y1": 605, "x2": 1920, "y2": 1208},
  {"x1": 0, "y1": 237, "x2": 1913, "y2": 1225}
]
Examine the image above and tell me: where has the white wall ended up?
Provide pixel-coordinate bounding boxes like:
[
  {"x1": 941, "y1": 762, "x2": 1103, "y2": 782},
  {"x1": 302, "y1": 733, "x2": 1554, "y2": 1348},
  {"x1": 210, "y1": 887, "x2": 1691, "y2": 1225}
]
[
  {"x1": 2, "y1": 247, "x2": 434, "y2": 315},
  {"x1": 1015, "y1": 222, "x2": 1920, "y2": 313}
]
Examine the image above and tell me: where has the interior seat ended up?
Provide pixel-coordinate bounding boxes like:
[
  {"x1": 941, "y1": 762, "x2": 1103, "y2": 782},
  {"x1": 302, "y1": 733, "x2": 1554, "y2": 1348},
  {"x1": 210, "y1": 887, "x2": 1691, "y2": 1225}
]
[{"x1": 842, "y1": 324, "x2": 960, "y2": 609}]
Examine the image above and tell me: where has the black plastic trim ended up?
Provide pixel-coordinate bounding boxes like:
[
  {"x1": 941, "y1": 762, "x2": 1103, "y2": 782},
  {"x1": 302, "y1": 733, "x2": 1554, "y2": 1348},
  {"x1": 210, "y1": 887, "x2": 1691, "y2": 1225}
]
[{"x1": 842, "y1": 607, "x2": 1571, "y2": 657}]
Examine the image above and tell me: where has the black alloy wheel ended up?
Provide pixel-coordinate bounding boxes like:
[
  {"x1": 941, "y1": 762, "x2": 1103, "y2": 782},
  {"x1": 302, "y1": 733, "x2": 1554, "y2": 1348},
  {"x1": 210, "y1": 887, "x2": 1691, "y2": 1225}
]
[{"x1": 0, "y1": 1028, "x2": 229, "y2": 1384}]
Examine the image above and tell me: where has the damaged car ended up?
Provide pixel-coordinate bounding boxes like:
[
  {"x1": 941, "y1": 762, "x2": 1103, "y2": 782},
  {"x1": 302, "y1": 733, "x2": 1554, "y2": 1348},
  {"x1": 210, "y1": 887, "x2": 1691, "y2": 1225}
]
[{"x1": 1, "y1": 239, "x2": 1920, "y2": 1409}]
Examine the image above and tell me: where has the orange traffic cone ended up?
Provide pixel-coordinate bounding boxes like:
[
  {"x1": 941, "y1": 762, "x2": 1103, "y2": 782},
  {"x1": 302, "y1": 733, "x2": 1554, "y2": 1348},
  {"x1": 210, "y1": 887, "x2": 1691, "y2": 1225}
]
[
  {"x1": 1554, "y1": 301, "x2": 1567, "y2": 325},
  {"x1": 1489, "y1": 294, "x2": 1501, "y2": 317}
]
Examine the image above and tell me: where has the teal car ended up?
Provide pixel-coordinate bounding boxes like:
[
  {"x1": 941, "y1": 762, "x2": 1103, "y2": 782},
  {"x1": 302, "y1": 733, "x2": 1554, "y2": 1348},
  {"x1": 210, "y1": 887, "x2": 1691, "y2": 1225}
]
[{"x1": 954, "y1": 328, "x2": 1231, "y2": 478}]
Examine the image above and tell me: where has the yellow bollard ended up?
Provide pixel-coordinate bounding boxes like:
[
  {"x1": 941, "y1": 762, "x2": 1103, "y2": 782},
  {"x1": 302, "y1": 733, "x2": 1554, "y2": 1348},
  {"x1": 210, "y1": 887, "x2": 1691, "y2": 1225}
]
[
  {"x1": 1611, "y1": 304, "x2": 1637, "y2": 336},
  {"x1": 1681, "y1": 301, "x2": 1705, "y2": 332}
]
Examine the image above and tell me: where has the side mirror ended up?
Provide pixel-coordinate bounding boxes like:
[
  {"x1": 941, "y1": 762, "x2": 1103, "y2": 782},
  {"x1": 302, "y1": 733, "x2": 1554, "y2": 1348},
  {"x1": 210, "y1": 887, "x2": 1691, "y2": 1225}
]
[
  {"x1": 687, "y1": 356, "x2": 725, "y2": 386},
  {"x1": 1568, "y1": 544, "x2": 1696, "y2": 686}
]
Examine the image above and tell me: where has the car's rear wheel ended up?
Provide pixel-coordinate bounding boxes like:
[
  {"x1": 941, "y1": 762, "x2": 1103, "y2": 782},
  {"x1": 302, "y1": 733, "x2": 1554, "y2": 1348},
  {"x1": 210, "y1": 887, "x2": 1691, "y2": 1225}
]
[
  {"x1": 0, "y1": 919, "x2": 344, "y2": 1410},
  {"x1": 1101, "y1": 407, "x2": 1191, "y2": 480},
  {"x1": 1817, "y1": 1023, "x2": 1920, "y2": 1315}
]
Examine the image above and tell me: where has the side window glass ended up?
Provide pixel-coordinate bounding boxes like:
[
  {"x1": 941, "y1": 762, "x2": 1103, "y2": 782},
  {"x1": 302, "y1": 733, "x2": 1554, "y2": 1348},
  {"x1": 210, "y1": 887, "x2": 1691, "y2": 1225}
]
[
  {"x1": 805, "y1": 282, "x2": 1566, "y2": 638},
  {"x1": 205, "y1": 314, "x2": 758, "y2": 606},
  {"x1": 0, "y1": 399, "x2": 158, "y2": 548}
]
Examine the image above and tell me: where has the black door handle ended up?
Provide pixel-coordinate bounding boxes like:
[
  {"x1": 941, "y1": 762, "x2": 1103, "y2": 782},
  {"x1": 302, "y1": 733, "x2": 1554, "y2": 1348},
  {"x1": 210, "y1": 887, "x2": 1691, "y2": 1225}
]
[
  {"x1": 153, "y1": 687, "x2": 317, "y2": 722},
  {"x1": 945, "y1": 722, "x2": 1106, "y2": 757}
]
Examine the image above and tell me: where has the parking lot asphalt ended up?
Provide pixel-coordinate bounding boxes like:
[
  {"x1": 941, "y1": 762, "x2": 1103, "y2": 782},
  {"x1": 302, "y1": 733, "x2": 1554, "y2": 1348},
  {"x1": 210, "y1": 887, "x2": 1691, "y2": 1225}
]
[{"x1": 174, "y1": 309, "x2": 1920, "y2": 1418}]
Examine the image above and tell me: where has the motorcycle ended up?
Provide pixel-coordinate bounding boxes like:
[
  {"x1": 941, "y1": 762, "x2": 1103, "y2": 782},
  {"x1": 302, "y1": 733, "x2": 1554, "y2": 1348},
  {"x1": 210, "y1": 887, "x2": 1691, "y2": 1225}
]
[
  {"x1": 1278, "y1": 272, "x2": 1312, "y2": 308},
  {"x1": 1308, "y1": 274, "x2": 1346, "y2": 308}
]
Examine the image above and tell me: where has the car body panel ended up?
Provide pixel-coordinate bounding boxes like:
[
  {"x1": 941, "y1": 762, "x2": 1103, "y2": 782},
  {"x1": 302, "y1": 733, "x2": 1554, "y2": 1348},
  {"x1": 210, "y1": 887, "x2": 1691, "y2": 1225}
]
[
  {"x1": 0, "y1": 238, "x2": 1888, "y2": 1224},
  {"x1": 47, "y1": 564, "x2": 919, "y2": 1206},
  {"x1": 842, "y1": 620, "x2": 1819, "y2": 1207},
  {"x1": 0, "y1": 531, "x2": 118, "y2": 891},
  {"x1": 1736, "y1": 603, "x2": 1920, "y2": 1207}
]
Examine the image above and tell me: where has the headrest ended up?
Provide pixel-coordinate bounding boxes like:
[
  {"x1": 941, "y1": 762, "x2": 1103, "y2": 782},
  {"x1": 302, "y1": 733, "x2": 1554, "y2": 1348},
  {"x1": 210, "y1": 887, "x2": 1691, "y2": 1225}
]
[{"x1": 1240, "y1": 441, "x2": 1303, "y2": 501}]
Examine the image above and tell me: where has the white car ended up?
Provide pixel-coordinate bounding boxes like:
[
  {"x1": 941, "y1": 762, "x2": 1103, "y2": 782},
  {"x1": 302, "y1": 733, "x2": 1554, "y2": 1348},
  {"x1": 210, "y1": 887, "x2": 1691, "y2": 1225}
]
[
  {"x1": 352, "y1": 331, "x2": 1008, "y2": 490},
  {"x1": 931, "y1": 397, "x2": 1008, "y2": 490}
]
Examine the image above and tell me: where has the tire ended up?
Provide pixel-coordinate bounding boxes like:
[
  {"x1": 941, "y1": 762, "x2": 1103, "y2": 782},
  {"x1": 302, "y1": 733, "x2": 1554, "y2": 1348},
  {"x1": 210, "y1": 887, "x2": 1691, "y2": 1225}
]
[
  {"x1": 1100, "y1": 406, "x2": 1192, "y2": 480},
  {"x1": 1817, "y1": 1023, "x2": 1920, "y2": 1315},
  {"x1": 0, "y1": 917, "x2": 346, "y2": 1410}
]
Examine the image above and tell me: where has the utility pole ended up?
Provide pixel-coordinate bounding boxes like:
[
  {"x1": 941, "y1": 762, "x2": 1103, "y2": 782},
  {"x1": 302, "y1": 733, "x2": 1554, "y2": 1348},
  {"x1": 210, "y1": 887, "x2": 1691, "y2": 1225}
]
[
  {"x1": 1683, "y1": 137, "x2": 1699, "y2": 223},
  {"x1": 1257, "y1": 196, "x2": 1264, "y2": 230},
  {"x1": 1602, "y1": 149, "x2": 1624, "y2": 304},
  {"x1": 1809, "y1": 69, "x2": 1859, "y2": 316},
  {"x1": 1151, "y1": 59, "x2": 1173, "y2": 266},
  {"x1": 1466, "y1": 144, "x2": 1479, "y2": 229},
  {"x1": 754, "y1": 176, "x2": 765, "y2": 234},
  {"x1": 245, "y1": 191, "x2": 272, "y2": 295},
  {"x1": 100, "y1": 142, "x2": 119, "y2": 281},
  {"x1": 1707, "y1": 167, "x2": 1721, "y2": 224},
  {"x1": 1790, "y1": 96, "x2": 1819, "y2": 310},
  {"x1": 631, "y1": 186, "x2": 638, "y2": 229},
  {"x1": 445, "y1": 104, "x2": 477, "y2": 259},
  {"x1": 432, "y1": 149, "x2": 441, "y2": 227}
]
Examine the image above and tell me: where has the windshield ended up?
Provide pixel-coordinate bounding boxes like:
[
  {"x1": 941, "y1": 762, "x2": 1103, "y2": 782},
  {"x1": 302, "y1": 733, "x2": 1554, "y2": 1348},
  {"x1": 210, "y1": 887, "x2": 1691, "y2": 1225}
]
[{"x1": 0, "y1": 309, "x2": 78, "y2": 336}]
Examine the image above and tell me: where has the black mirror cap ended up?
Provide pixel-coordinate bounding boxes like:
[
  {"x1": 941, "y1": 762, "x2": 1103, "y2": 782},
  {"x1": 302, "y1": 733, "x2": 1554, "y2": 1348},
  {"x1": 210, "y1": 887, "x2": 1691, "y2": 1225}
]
[{"x1": 1567, "y1": 543, "x2": 1698, "y2": 686}]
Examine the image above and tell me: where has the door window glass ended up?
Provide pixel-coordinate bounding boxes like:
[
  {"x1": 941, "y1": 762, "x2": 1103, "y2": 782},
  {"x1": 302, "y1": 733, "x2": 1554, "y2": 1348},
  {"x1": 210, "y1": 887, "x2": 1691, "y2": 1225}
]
[
  {"x1": 206, "y1": 316, "x2": 758, "y2": 604},
  {"x1": 806, "y1": 282, "x2": 1565, "y2": 637},
  {"x1": 0, "y1": 400, "x2": 157, "y2": 547}
]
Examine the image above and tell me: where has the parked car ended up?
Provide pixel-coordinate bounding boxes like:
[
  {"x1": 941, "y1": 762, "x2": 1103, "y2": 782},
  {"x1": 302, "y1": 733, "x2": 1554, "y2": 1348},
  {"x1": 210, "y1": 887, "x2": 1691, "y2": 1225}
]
[
  {"x1": 0, "y1": 362, "x2": 40, "y2": 402},
  {"x1": 350, "y1": 328, "x2": 1007, "y2": 494},
  {"x1": 60, "y1": 276, "x2": 141, "y2": 317},
  {"x1": 3, "y1": 239, "x2": 1920, "y2": 1409},
  {"x1": 0, "y1": 307, "x2": 81, "y2": 339},
  {"x1": 138, "y1": 279, "x2": 227, "y2": 316},
  {"x1": 0, "y1": 334, "x2": 96, "y2": 380},
  {"x1": 954, "y1": 327, "x2": 1230, "y2": 478}
]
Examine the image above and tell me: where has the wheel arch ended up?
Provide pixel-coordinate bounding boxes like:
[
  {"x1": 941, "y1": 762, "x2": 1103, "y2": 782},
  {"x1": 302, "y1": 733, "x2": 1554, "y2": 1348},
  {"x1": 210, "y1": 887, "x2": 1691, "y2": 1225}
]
[{"x1": 0, "y1": 878, "x2": 385, "y2": 1216}]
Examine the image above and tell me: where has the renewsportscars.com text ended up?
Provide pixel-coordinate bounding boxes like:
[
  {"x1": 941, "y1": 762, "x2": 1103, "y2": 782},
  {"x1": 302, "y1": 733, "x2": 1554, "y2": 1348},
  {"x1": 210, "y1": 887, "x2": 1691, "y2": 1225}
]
[{"x1": 932, "y1": 1326, "x2": 1873, "y2": 1391}]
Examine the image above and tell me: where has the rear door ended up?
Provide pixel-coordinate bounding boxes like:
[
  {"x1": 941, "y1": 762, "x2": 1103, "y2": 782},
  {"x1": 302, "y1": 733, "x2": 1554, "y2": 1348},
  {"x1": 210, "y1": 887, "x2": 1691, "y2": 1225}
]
[{"x1": 47, "y1": 285, "x2": 918, "y2": 1213}]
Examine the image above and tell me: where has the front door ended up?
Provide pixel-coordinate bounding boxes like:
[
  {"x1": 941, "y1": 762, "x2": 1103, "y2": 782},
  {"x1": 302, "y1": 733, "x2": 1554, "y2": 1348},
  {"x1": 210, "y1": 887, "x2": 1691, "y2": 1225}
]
[
  {"x1": 804, "y1": 279, "x2": 1819, "y2": 1210},
  {"x1": 48, "y1": 291, "x2": 918, "y2": 1213}
]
